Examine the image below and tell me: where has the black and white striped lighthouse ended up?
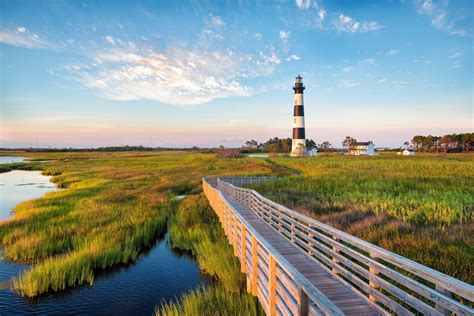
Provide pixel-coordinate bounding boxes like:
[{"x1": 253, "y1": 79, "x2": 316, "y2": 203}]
[{"x1": 291, "y1": 75, "x2": 307, "y2": 156}]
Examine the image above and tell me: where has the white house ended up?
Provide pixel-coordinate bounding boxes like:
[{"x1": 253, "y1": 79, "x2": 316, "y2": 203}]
[
  {"x1": 349, "y1": 142, "x2": 375, "y2": 156},
  {"x1": 402, "y1": 149, "x2": 415, "y2": 156}
]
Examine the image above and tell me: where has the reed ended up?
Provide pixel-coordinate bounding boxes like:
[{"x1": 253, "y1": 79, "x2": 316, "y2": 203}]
[
  {"x1": 250, "y1": 153, "x2": 474, "y2": 282},
  {"x1": 0, "y1": 151, "x2": 279, "y2": 297},
  {"x1": 157, "y1": 286, "x2": 262, "y2": 316}
]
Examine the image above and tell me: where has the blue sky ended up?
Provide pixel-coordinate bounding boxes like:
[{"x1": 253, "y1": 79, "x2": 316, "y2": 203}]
[{"x1": 1, "y1": 0, "x2": 472, "y2": 148}]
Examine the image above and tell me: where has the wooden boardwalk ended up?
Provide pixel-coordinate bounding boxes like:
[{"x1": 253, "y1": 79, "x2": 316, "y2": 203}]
[
  {"x1": 203, "y1": 176, "x2": 474, "y2": 316},
  {"x1": 226, "y1": 196, "x2": 378, "y2": 315}
]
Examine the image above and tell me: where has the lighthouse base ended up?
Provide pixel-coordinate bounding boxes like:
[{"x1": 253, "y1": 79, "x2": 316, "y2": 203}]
[{"x1": 290, "y1": 148, "x2": 317, "y2": 157}]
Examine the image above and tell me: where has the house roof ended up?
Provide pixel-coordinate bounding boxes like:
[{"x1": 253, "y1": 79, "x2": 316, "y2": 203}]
[{"x1": 350, "y1": 141, "x2": 373, "y2": 146}]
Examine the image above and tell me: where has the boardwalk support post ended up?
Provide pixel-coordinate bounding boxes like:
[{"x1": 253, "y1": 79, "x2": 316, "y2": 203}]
[
  {"x1": 269, "y1": 255, "x2": 277, "y2": 316},
  {"x1": 241, "y1": 223, "x2": 247, "y2": 273},
  {"x1": 251, "y1": 236, "x2": 258, "y2": 296},
  {"x1": 298, "y1": 288, "x2": 309, "y2": 316}
]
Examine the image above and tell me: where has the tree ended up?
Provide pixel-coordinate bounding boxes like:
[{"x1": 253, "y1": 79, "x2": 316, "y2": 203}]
[
  {"x1": 244, "y1": 140, "x2": 259, "y2": 151},
  {"x1": 342, "y1": 136, "x2": 357, "y2": 151},
  {"x1": 306, "y1": 139, "x2": 316, "y2": 148},
  {"x1": 439, "y1": 135, "x2": 452, "y2": 153},
  {"x1": 403, "y1": 141, "x2": 409, "y2": 149},
  {"x1": 319, "y1": 141, "x2": 332, "y2": 151}
]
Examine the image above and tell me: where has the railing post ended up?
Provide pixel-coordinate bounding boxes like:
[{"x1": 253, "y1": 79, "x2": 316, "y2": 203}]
[
  {"x1": 435, "y1": 285, "x2": 451, "y2": 315},
  {"x1": 298, "y1": 287, "x2": 309, "y2": 316},
  {"x1": 307, "y1": 232, "x2": 313, "y2": 256},
  {"x1": 369, "y1": 253, "x2": 379, "y2": 302},
  {"x1": 241, "y1": 223, "x2": 247, "y2": 273},
  {"x1": 291, "y1": 222, "x2": 296, "y2": 244},
  {"x1": 233, "y1": 215, "x2": 238, "y2": 257},
  {"x1": 269, "y1": 255, "x2": 277, "y2": 316},
  {"x1": 332, "y1": 236, "x2": 340, "y2": 274},
  {"x1": 251, "y1": 236, "x2": 258, "y2": 296}
]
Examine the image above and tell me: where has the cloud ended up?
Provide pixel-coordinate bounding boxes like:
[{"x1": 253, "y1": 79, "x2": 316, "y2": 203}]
[
  {"x1": 254, "y1": 33, "x2": 262, "y2": 40},
  {"x1": 448, "y1": 52, "x2": 463, "y2": 69},
  {"x1": 286, "y1": 54, "x2": 301, "y2": 61},
  {"x1": 67, "y1": 45, "x2": 282, "y2": 106},
  {"x1": 0, "y1": 26, "x2": 56, "y2": 50},
  {"x1": 342, "y1": 66, "x2": 354, "y2": 73},
  {"x1": 415, "y1": 0, "x2": 472, "y2": 37},
  {"x1": 279, "y1": 31, "x2": 290, "y2": 41},
  {"x1": 295, "y1": 0, "x2": 313, "y2": 10},
  {"x1": 359, "y1": 58, "x2": 376, "y2": 65},
  {"x1": 386, "y1": 49, "x2": 400, "y2": 56},
  {"x1": 449, "y1": 52, "x2": 463, "y2": 59},
  {"x1": 377, "y1": 78, "x2": 387, "y2": 84},
  {"x1": 211, "y1": 15, "x2": 225, "y2": 27},
  {"x1": 105, "y1": 35, "x2": 116, "y2": 45},
  {"x1": 333, "y1": 14, "x2": 382, "y2": 33},
  {"x1": 338, "y1": 79, "x2": 359, "y2": 88},
  {"x1": 414, "y1": 56, "x2": 432, "y2": 64}
]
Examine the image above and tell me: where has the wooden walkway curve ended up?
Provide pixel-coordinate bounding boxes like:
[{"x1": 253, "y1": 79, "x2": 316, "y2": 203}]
[{"x1": 203, "y1": 176, "x2": 473, "y2": 316}]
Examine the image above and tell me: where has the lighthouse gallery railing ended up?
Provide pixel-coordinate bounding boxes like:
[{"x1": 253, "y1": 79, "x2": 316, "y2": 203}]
[{"x1": 203, "y1": 176, "x2": 473, "y2": 315}]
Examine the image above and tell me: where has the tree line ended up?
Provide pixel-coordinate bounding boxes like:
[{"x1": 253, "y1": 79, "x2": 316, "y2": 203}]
[{"x1": 410, "y1": 133, "x2": 474, "y2": 153}]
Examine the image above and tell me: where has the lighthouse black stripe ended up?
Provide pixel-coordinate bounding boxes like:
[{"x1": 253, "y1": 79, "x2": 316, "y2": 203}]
[
  {"x1": 293, "y1": 105, "x2": 304, "y2": 116},
  {"x1": 292, "y1": 128, "x2": 305, "y2": 139},
  {"x1": 293, "y1": 87, "x2": 305, "y2": 94}
]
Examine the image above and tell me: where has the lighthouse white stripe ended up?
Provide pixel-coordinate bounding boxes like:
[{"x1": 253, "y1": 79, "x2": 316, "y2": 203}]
[
  {"x1": 293, "y1": 116, "x2": 305, "y2": 128},
  {"x1": 294, "y1": 93, "x2": 303, "y2": 105}
]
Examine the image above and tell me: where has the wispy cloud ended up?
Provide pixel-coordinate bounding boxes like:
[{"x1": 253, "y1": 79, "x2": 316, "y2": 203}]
[
  {"x1": 254, "y1": 33, "x2": 262, "y2": 40},
  {"x1": 0, "y1": 26, "x2": 56, "y2": 50},
  {"x1": 359, "y1": 58, "x2": 376, "y2": 65},
  {"x1": 295, "y1": 0, "x2": 313, "y2": 10},
  {"x1": 294, "y1": 0, "x2": 326, "y2": 29},
  {"x1": 286, "y1": 54, "x2": 301, "y2": 61},
  {"x1": 342, "y1": 66, "x2": 354, "y2": 73},
  {"x1": 338, "y1": 79, "x2": 359, "y2": 88},
  {"x1": 414, "y1": 56, "x2": 432, "y2": 64},
  {"x1": 333, "y1": 14, "x2": 382, "y2": 33},
  {"x1": 210, "y1": 15, "x2": 225, "y2": 27},
  {"x1": 415, "y1": 0, "x2": 472, "y2": 37},
  {"x1": 279, "y1": 31, "x2": 290, "y2": 42},
  {"x1": 448, "y1": 52, "x2": 463, "y2": 69},
  {"x1": 66, "y1": 43, "x2": 283, "y2": 105},
  {"x1": 386, "y1": 49, "x2": 400, "y2": 56}
]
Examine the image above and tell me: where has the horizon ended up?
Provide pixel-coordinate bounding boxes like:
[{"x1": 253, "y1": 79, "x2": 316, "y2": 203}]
[{"x1": 1, "y1": 0, "x2": 472, "y2": 149}]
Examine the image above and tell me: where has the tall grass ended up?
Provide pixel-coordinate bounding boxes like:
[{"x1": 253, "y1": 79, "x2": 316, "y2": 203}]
[
  {"x1": 158, "y1": 286, "x2": 261, "y2": 316},
  {"x1": 162, "y1": 194, "x2": 262, "y2": 315},
  {"x1": 249, "y1": 153, "x2": 474, "y2": 282},
  {"x1": 0, "y1": 151, "x2": 280, "y2": 298}
]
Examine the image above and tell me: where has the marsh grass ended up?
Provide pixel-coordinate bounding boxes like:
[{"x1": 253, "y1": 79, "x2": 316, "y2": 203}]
[
  {"x1": 162, "y1": 194, "x2": 262, "y2": 315},
  {"x1": 250, "y1": 153, "x2": 474, "y2": 282},
  {"x1": 157, "y1": 286, "x2": 261, "y2": 316},
  {"x1": 0, "y1": 151, "x2": 280, "y2": 298}
]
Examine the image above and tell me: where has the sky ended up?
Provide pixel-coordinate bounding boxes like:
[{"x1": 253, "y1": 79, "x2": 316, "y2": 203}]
[{"x1": 0, "y1": 0, "x2": 472, "y2": 148}]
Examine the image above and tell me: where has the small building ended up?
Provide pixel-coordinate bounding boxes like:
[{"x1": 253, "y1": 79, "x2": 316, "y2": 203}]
[
  {"x1": 402, "y1": 149, "x2": 415, "y2": 156},
  {"x1": 349, "y1": 142, "x2": 375, "y2": 156}
]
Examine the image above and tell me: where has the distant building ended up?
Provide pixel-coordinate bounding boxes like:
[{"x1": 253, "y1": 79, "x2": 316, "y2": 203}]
[
  {"x1": 402, "y1": 149, "x2": 415, "y2": 156},
  {"x1": 348, "y1": 142, "x2": 375, "y2": 155}
]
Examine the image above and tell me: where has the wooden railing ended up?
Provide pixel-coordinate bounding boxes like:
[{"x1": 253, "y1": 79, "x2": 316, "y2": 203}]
[{"x1": 203, "y1": 176, "x2": 474, "y2": 316}]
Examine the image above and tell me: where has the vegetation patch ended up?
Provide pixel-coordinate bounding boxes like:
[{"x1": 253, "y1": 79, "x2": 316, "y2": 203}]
[{"x1": 249, "y1": 154, "x2": 474, "y2": 283}]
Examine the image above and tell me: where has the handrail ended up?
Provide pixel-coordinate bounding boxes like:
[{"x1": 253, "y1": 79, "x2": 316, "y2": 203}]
[
  {"x1": 203, "y1": 177, "x2": 343, "y2": 315},
  {"x1": 213, "y1": 176, "x2": 474, "y2": 316}
]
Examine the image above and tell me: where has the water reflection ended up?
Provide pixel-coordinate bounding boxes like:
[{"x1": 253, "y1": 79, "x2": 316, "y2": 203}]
[{"x1": 0, "y1": 170, "x2": 57, "y2": 220}]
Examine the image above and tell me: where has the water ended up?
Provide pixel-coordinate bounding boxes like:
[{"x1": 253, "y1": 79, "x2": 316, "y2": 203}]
[
  {"x1": 0, "y1": 159, "x2": 210, "y2": 315},
  {"x1": 0, "y1": 157, "x2": 25, "y2": 164},
  {"x1": 0, "y1": 170, "x2": 57, "y2": 220}
]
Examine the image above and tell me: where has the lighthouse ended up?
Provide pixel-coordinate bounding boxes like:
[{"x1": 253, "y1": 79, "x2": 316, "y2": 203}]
[{"x1": 290, "y1": 75, "x2": 316, "y2": 157}]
